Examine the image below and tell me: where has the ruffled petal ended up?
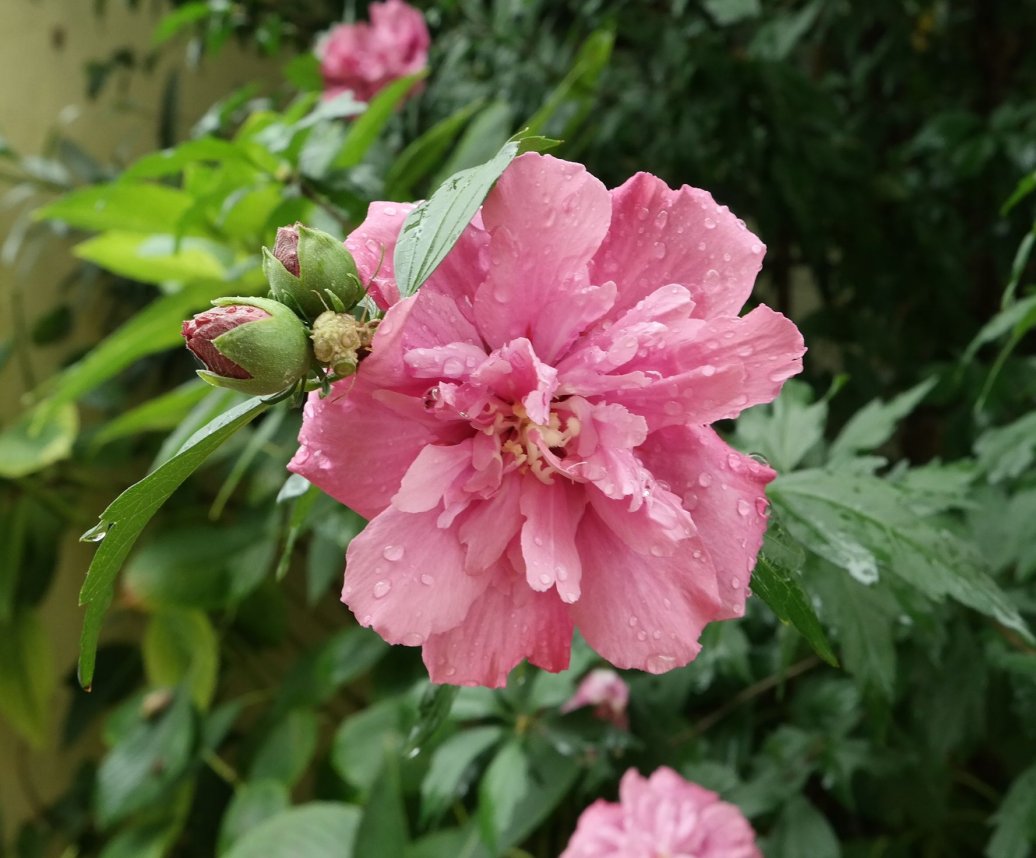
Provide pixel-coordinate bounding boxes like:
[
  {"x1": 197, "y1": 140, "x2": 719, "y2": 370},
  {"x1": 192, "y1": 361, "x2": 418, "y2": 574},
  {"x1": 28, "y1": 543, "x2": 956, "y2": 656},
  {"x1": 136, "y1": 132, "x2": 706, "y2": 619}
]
[
  {"x1": 590, "y1": 172, "x2": 765, "y2": 321},
  {"x1": 458, "y1": 473, "x2": 522, "y2": 571},
  {"x1": 343, "y1": 506, "x2": 490, "y2": 644},
  {"x1": 519, "y1": 478, "x2": 586, "y2": 603},
  {"x1": 392, "y1": 439, "x2": 473, "y2": 513},
  {"x1": 472, "y1": 154, "x2": 611, "y2": 361},
  {"x1": 422, "y1": 567, "x2": 573, "y2": 686},
  {"x1": 639, "y1": 425, "x2": 775, "y2": 618},
  {"x1": 570, "y1": 509, "x2": 723, "y2": 673}
]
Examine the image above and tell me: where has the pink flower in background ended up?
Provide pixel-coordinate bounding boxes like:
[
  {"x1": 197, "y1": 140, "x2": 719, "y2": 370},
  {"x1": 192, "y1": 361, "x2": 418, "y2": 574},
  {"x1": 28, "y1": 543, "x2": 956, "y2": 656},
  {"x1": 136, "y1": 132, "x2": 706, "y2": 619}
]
[
  {"x1": 561, "y1": 668, "x2": 630, "y2": 728},
  {"x1": 290, "y1": 153, "x2": 805, "y2": 687},
  {"x1": 561, "y1": 767, "x2": 761, "y2": 858},
  {"x1": 318, "y1": 0, "x2": 429, "y2": 102}
]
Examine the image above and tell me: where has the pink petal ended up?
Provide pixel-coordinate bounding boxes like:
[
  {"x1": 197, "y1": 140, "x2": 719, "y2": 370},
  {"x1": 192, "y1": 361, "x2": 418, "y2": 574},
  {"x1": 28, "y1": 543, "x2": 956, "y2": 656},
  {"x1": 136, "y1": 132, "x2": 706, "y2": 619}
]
[
  {"x1": 471, "y1": 337, "x2": 559, "y2": 424},
  {"x1": 290, "y1": 374, "x2": 446, "y2": 520},
  {"x1": 458, "y1": 474, "x2": 522, "y2": 571},
  {"x1": 342, "y1": 506, "x2": 490, "y2": 645},
  {"x1": 590, "y1": 172, "x2": 766, "y2": 321},
  {"x1": 570, "y1": 511, "x2": 724, "y2": 673},
  {"x1": 519, "y1": 478, "x2": 586, "y2": 603},
  {"x1": 614, "y1": 304, "x2": 806, "y2": 428},
  {"x1": 392, "y1": 439, "x2": 473, "y2": 513},
  {"x1": 421, "y1": 568, "x2": 573, "y2": 686},
  {"x1": 639, "y1": 426, "x2": 775, "y2": 618},
  {"x1": 472, "y1": 154, "x2": 612, "y2": 362}
]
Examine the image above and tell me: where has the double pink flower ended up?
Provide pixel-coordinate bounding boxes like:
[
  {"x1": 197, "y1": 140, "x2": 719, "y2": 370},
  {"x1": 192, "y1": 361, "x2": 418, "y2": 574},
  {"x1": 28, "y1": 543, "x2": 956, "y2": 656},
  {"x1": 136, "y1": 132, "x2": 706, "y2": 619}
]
[
  {"x1": 318, "y1": 0, "x2": 429, "y2": 102},
  {"x1": 290, "y1": 153, "x2": 804, "y2": 687}
]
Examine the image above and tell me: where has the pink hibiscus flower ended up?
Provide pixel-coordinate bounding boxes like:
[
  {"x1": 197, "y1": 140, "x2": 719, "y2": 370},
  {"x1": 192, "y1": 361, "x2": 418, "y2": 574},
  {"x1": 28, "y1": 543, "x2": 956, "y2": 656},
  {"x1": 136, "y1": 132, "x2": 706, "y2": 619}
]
[
  {"x1": 561, "y1": 767, "x2": 761, "y2": 858},
  {"x1": 289, "y1": 153, "x2": 804, "y2": 687},
  {"x1": 561, "y1": 668, "x2": 630, "y2": 729},
  {"x1": 318, "y1": 0, "x2": 429, "y2": 103}
]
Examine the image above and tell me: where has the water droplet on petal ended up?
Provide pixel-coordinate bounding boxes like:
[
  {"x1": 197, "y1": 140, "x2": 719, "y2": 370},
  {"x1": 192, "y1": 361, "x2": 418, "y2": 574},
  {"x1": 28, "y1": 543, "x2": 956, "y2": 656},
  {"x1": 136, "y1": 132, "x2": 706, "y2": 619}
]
[
  {"x1": 698, "y1": 472, "x2": 714, "y2": 488},
  {"x1": 652, "y1": 241, "x2": 667, "y2": 259},
  {"x1": 692, "y1": 549, "x2": 703, "y2": 560},
  {"x1": 737, "y1": 499, "x2": 751, "y2": 517},
  {"x1": 637, "y1": 630, "x2": 648, "y2": 641},
  {"x1": 373, "y1": 580, "x2": 392, "y2": 599},
  {"x1": 704, "y1": 217, "x2": 716, "y2": 229},
  {"x1": 443, "y1": 358, "x2": 464, "y2": 376},
  {"x1": 539, "y1": 573, "x2": 552, "y2": 586},
  {"x1": 403, "y1": 632, "x2": 424, "y2": 646},
  {"x1": 628, "y1": 615, "x2": 638, "y2": 627},
  {"x1": 755, "y1": 498, "x2": 769, "y2": 517},
  {"x1": 649, "y1": 544, "x2": 666, "y2": 557},
  {"x1": 664, "y1": 400, "x2": 681, "y2": 415},
  {"x1": 683, "y1": 491, "x2": 699, "y2": 509},
  {"x1": 382, "y1": 544, "x2": 405, "y2": 561},
  {"x1": 705, "y1": 268, "x2": 720, "y2": 283},
  {"x1": 294, "y1": 447, "x2": 311, "y2": 466},
  {"x1": 655, "y1": 209, "x2": 669, "y2": 227},
  {"x1": 700, "y1": 363, "x2": 716, "y2": 377},
  {"x1": 534, "y1": 536, "x2": 544, "y2": 547},
  {"x1": 731, "y1": 577, "x2": 742, "y2": 589}
]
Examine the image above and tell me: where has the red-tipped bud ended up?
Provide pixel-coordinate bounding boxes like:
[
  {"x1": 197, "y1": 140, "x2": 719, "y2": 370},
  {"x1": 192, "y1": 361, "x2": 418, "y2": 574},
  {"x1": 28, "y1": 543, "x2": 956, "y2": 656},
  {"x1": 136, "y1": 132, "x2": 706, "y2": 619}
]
[{"x1": 274, "y1": 226, "x2": 300, "y2": 277}]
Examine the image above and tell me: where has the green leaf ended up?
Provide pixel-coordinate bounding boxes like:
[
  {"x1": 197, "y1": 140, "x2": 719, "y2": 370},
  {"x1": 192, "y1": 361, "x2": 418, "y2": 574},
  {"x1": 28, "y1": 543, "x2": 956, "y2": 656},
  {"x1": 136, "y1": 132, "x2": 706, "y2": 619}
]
[
  {"x1": 223, "y1": 802, "x2": 361, "y2": 858},
  {"x1": 428, "y1": 101, "x2": 514, "y2": 190},
  {"x1": 394, "y1": 132, "x2": 558, "y2": 298},
  {"x1": 770, "y1": 796, "x2": 841, "y2": 858},
  {"x1": 98, "y1": 823, "x2": 174, "y2": 858},
  {"x1": 987, "y1": 763, "x2": 1036, "y2": 858},
  {"x1": 420, "y1": 726, "x2": 503, "y2": 826},
  {"x1": 386, "y1": 99, "x2": 486, "y2": 198},
  {"x1": 975, "y1": 411, "x2": 1036, "y2": 483},
  {"x1": 734, "y1": 380, "x2": 828, "y2": 471},
  {"x1": 152, "y1": 1, "x2": 210, "y2": 46},
  {"x1": 354, "y1": 753, "x2": 409, "y2": 858},
  {"x1": 0, "y1": 402, "x2": 78, "y2": 478},
  {"x1": 523, "y1": 29, "x2": 614, "y2": 138},
  {"x1": 74, "y1": 232, "x2": 230, "y2": 284},
  {"x1": 124, "y1": 137, "x2": 280, "y2": 181},
  {"x1": 405, "y1": 827, "x2": 489, "y2": 858},
  {"x1": 217, "y1": 780, "x2": 290, "y2": 855},
  {"x1": 332, "y1": 699, "x2": 409, "y2": 791},
  {"x1": 703, "y1": 0, "x2": 762, "y2": 26},
  {"x1": 477, "y1": 736, "x2": 579, "y2": 854},
  {"x1": 772, "y1": 469, "x2": 1032, "y2": 641},
  {"x1": 404, "y1": 683, "x2": 459, "y2": 756},
  {"x1": 77, "y1": 396, "x2": 269, "y2": 690},
  {"x1": 0, "y1": 611, "x2": 56, "y2": 747},
  {"x1": 143, "y1": 608, "x2": 219, "y2": 709},
  {"x1": 283, "y1": 53, "x2": 323, "y2": 92},
  {"x1": 333, "y1": 72, "x2": 427, "y2": 170},
  {"x1": 828, "y1": 377, "x2": 936, "y2": 462},
  {"x1": 249, "y1": 708, "x2": 318, "y2": 787},
  {"x1": 754, "y1": 552, "x2": 838, "y2": 666},
  {"x1": 91, "y1": 380, "x2": 211, "y2": 448},
  {"x1": 95, "y1": 687, "x2": 195, "y2": 828},
  {"x1": 35, "y1": 183, "x2": 195, "y2": 234}
]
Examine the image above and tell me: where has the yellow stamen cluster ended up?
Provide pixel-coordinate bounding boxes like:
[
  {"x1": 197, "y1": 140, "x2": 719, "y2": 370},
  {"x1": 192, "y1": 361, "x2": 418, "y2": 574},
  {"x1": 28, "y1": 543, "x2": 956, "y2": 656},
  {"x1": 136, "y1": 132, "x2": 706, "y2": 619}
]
[{"x1": 500, "y1": 403, "x2": 581, "y2": 484}]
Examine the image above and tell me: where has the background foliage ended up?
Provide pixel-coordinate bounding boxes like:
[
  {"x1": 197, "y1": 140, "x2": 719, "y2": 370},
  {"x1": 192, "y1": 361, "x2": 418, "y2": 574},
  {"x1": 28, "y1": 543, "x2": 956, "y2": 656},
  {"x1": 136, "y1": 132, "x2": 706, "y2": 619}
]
[{"x1": 2, "y1": 1, "x2": 1036, "y2": 856}]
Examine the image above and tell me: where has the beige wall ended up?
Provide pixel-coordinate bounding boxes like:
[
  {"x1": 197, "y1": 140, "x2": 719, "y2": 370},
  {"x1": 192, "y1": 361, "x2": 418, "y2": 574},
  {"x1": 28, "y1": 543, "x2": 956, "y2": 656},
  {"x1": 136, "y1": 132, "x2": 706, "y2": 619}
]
[{"x1": 0, "y1": 0, "x2": 283, "y2": 837}]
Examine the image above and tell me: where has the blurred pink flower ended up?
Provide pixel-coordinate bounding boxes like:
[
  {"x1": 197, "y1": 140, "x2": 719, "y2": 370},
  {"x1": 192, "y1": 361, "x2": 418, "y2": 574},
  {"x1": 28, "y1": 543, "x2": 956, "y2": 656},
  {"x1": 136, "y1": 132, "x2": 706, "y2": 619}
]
[
  {"x1": 318, "y1": 0, "x2": 429, "y2": 103},
  {"x1": 290, "y1": 153, "x2": 804, "y2": 687},
  {"x1": 561, "y1": 668, "x2": 630, "y2": 728},
  {"x1": 561, "y1": 767, "x2": 761, "y2": 858}
]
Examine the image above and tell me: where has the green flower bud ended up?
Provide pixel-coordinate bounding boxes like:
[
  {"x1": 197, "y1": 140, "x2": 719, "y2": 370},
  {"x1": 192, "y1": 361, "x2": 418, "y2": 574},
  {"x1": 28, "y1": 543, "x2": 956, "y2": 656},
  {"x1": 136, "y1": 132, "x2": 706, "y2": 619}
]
[
  {"x1": 263, "y1": 224, "x2": 365, "y2": 321},
  {"x1": 182, "y1": 296, "x2": 311, "y2": 396}
]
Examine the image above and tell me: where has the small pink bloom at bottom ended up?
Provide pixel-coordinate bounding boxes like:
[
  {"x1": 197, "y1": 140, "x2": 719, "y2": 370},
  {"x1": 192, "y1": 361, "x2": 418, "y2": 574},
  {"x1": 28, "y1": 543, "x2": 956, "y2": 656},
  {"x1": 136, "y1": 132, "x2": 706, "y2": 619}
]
[
  {"x1": 561, "y1": 668, "x2": 630, "y2": 729},
  {"x1": 561, "y1": 767, "x2": 761, "y2": 858}
]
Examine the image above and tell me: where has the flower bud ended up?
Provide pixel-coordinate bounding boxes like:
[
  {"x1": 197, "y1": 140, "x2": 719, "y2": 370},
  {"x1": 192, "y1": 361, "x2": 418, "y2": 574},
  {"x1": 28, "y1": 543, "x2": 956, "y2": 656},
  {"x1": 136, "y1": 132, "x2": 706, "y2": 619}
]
[
  {"x1": 310, "y1": 310, "x2": 377, "y2": 378},
  {"x1": 182, "y1": 297, "x2": 311, "y2": 396},
  {"x1": 263, "y1": 224, "x2": 365, "y2": 321},
  {"x1": 560, "y1": 668, "x2": 630, "y2": 729}
]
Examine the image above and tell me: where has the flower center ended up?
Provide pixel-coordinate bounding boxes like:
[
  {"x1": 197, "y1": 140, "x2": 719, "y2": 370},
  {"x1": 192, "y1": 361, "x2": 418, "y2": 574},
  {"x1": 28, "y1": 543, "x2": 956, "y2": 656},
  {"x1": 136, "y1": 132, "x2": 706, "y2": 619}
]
[{"x1": 499, "y1": 402, "x2": 581, "y2": 484}]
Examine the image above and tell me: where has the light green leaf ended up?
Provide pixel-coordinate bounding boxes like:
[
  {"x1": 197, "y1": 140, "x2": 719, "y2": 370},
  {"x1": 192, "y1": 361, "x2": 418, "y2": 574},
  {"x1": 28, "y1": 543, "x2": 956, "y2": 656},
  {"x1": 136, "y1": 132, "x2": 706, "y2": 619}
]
[
  {"x1": 35, "y1": 183, "x2": 195, "y2": 234},
  {"x1": 143, "y1": 608, "x2": 219, "y2": 709},
  {"x1": 249, "y1": 708, "x2": 318, "y2": 787},
  {"x1": 333, "y1": 72, "x2": 427, "y2": 170},
  {"x1": 0, "y1": 402, "x2": 77, "y2": 478},
  {"x1": 420, "y1": 726, "x2": 503, "y2": 826},
  {"x1": 829, "y1": 377, "x2": 937, "y2": 462},
  {"x1": 32, "y1": 280, "x2": 232, "y2": 419},
  {"x1": 975, "y1": 411, "x2": 1036, "y2": 483},
  {"x1": 218, "y1": 780, "x2": 290, "y2": 855},
  {"x1": 354, "y1": 753, "x2": 409, "y2": 858},
  {"x1": 987, "y1": 763, "x2": 1036, "y2": 858},
  {"x1": 77, "y1": 396, "x2": 269, "y2": 690},
  {"x1": 524, "y1": 29, "x2": 614, "y2": 138},
  {"x1": 0, "y1": 610, "x2": 56, "y2": 747},
  {"x1": 394, "y1": 132, "x2": 558, "y2": 298},
  {"x1": 91, "y1": 380, "x2": 211, "y2": 448},
  {"x1": 74, "y1": 232, "x2": 230, "y2": 284},
  {"x1": 770, "y1": 796, "x2": 841, "y2": 858},
  {"x1": 734, "y1": 380, "x2": 827, "y2": 472},
  {"x1": 772, "y1": 469, "x2": 1032, "y2": 641},
  {"x1": 152, "y1": 1, "x2": 210, "y2": 46},
  {"x1": 223, "y1": 802, "x2": 361, "y2": 858},
  {"x1": 332, "y1": 699, "x2": 410, "y2": 791},
  {"x1": 124, "y1": 137, "x2": 281, "y2": 180}
]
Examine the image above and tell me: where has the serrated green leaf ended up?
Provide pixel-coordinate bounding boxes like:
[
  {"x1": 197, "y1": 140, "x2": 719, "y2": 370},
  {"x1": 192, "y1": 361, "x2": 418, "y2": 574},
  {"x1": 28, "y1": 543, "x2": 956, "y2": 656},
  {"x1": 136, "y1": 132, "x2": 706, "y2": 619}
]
[
  {"x1": 223, "y1": 803, "x2": 361, "y2": 858},
  {"x1": 0, "y1": 611, "x2": 56, "y2": 747},
  {"x1": 420, "y1": 726, "x2": 502, "y2": 827},
  {"x1": 217, "y1": 780, "x2": 289, "y2": 855},
  {"x1": 143, "y1": 608, "x2": 219, "y2": 709},
  {"x1": 0, "y1": 402, "x2": 77, "y2": 478},
  {"x1": 754, "y1": 552, "x2": 838, "y2": 666},
  {"x1": 829, "y1": 377, "x2": 937, "y2": 462},
  {"x1": 975, "y1": 411, "x2": 1036, "y2": 483},
  {"x1": 394, "y1": 131, "x2": 557, "y2": 298},
  {"x1": 333, "y1": 72, "x2": 427, "y2": 170},
  {"x1": 35, "y1": 183, "x2": 196, "y2": 234},
  {"x1": 771, "y1": 469, "x2": 1031, "y2": 642},
  {"x1": 77, "y1": 396, "x2": 269, "y2": 689},
  {"x1": 734, "y1": 380, "x2": 827, "y2": 471}
]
